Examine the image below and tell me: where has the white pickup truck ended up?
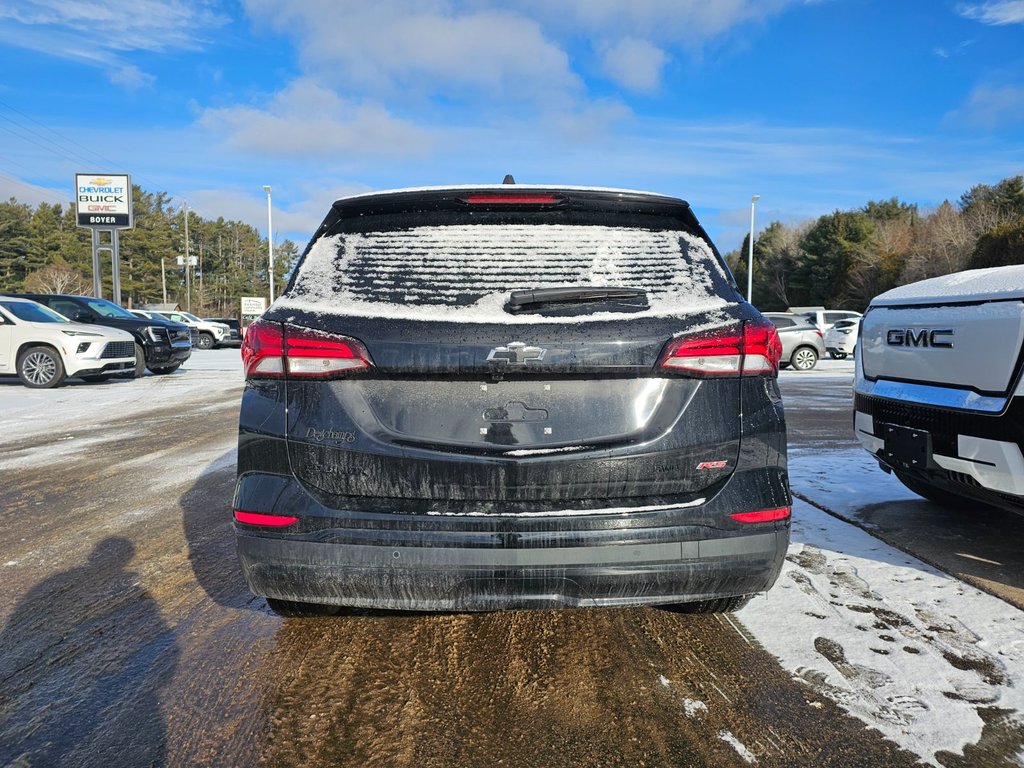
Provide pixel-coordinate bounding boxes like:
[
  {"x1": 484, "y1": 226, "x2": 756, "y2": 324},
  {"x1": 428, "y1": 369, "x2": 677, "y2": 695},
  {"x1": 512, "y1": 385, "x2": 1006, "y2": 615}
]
[{"x1": 854, "y1": 265, "x2": 1024, "y2": 513}]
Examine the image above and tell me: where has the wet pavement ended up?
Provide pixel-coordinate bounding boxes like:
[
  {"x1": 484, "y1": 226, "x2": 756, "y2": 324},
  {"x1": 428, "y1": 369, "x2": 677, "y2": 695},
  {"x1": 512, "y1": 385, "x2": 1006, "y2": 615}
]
[{"x1": 0, "y1": 353, "x2": 1015, "y2": 766}]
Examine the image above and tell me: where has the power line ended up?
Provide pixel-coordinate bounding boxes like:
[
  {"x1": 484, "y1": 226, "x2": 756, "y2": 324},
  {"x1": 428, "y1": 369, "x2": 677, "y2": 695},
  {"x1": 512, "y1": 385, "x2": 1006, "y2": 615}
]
[{"x1": 0, "y1": 98, "x2": 161, "y2": 193}]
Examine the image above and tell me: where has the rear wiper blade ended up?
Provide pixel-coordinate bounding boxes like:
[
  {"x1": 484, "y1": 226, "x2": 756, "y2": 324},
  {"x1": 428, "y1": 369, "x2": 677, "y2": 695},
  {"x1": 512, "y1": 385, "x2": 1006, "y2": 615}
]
[{"x1": 507, "y1": 286, "x2": 648, "y2": 312}]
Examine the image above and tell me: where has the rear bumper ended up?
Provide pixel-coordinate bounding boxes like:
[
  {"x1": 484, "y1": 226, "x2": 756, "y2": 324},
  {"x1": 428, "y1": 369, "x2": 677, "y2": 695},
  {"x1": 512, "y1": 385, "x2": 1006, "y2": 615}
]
[
  {"x1": 233, "y1": 467, "x2": 790, "y2": 611},
  {"x1": 238, "y1": 532, "x2": 786, "y2": 611}
]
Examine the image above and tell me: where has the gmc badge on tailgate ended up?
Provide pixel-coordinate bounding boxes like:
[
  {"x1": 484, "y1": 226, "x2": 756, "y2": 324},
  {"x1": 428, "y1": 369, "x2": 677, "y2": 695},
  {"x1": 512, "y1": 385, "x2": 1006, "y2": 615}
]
[{"x1": 886, "y1": 328, "x2": 954, "y2": 348}]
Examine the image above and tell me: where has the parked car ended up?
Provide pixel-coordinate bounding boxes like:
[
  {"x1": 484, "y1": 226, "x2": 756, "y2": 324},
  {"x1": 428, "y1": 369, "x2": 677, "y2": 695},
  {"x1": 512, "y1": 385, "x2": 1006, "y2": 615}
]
[
  {"x1": 152, "y1": 310, "x2": 229, "y2": 350},
  {"x1": 10, "y1": 293, "x2": 192, "y2": 376},
  {"x1": 129, "y1": 308, "x2": 198, "y2": 346},
  {"x1": 824, "y1": 318, "x2": 860, "y2": 359},
  {"x1": 763, "y1": 313, "x2": 825, "y2": 370},
  {"x1": 234, "y1": 184, "x2": 791, "y2": 616},
  {"x1": 203, "y1": 316, "x2": 243, "y2": 346},
  {"x1": 0, "y1": 297, "x2": 136, "y2": 387},
  {"x1": 796, "y1": 308, "x2": 862, "y2": 333},
  {"x1": 854, "y1": 265, "x2": 1024, "y2": 515}
]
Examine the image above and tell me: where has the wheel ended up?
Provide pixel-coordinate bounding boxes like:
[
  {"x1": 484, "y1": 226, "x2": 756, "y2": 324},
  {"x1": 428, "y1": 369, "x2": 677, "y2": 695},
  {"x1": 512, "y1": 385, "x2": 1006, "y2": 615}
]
[
  {"x1": 148, "y1": 364, "x2": 181, "y2": 375},
  {"x1": 17, "y1": 346, "x2": 65, "y2": 388},
  {"x1": 123, "y1": 343, "x2": 146, "y2": 378},
  {"x1": 266, "y1": 598, "x2": 341, "y2": 617},
  {"x1": 80, "y1": 374, "x2": 111, "y2": 383},
  {"x1": 667, "y1": 595, "x2": 753, "y2": 614},
  {"x1": 895, "y1": 471, "x2": 976, "y2": 510},
  {"x1": 791, "y1": 346, "x2": 819, "y2": 371},
  {"x1": 196, "y1": 332, "x2": 215, "y2": 350}
]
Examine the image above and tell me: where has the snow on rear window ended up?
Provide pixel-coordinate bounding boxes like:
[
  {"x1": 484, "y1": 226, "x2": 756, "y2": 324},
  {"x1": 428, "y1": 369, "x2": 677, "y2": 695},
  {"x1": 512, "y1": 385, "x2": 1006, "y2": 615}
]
[{"x1": 280, "y1": 224, "x2": 734, "y2": 324}]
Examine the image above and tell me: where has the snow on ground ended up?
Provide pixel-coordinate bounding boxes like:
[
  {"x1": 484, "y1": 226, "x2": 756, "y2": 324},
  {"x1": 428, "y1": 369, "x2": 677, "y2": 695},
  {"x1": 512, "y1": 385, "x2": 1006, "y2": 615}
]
[
  {"x1": 0, "y1": 349, "x2": 244, "y2": 442},
  {"x1": 740, "y1": 498, "x2": 1024, "y2": 765}
]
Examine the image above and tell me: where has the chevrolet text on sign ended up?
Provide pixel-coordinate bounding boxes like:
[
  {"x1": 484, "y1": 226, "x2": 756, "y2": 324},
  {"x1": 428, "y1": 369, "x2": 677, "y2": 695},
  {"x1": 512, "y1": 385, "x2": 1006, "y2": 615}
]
[{"x1": 75, "y1": 173, "x2": 133, "y2": 228}]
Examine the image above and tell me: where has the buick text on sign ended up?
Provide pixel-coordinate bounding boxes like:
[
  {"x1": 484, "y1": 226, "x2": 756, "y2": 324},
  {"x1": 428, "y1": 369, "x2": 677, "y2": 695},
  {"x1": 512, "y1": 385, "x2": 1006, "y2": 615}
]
[{"x1": 75, "y1": 173, "x2": 133, "y2": 228}]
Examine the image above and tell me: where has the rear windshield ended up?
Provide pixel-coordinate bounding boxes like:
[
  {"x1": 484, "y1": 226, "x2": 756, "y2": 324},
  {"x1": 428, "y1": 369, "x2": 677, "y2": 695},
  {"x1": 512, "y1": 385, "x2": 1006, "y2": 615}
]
[{"x1": 283, "y1": 217, "x2": 735, "y2": 324}]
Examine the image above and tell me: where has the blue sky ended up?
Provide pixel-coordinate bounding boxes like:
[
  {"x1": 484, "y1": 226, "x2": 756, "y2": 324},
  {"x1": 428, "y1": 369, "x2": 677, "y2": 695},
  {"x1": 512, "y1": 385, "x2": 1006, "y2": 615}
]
[{"x1": 0, "y1": 0, "x2": 1022, "y2": 251}]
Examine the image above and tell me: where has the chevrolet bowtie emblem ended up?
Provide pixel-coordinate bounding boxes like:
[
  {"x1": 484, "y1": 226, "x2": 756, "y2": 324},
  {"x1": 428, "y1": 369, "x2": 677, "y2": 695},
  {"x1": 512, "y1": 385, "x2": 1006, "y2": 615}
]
[{"x1": 487, "y1": 342, "x2": 546, "y2": 365}]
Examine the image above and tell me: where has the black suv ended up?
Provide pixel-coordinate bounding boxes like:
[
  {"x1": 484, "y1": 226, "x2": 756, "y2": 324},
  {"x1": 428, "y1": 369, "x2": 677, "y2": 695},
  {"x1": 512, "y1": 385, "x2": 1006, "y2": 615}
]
[
  {"x1": 204, "y1": 316, "x2": 243, "y2": 346},
  {"x1": 234, "y1": 186, "x2": 790, "y2": 616},
  {"x1": 13, "y1": 294, "x2": 192, "y2": 376}
]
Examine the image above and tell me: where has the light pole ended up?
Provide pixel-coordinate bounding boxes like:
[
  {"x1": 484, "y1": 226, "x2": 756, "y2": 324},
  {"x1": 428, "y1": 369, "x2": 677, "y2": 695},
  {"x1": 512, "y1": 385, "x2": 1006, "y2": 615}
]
[
  {"x1": 747, "y1": 194, "x2": 760, "y2": 305},
  {"x1": 263, "y1": 185, "x2": 275, "y2": 303}
]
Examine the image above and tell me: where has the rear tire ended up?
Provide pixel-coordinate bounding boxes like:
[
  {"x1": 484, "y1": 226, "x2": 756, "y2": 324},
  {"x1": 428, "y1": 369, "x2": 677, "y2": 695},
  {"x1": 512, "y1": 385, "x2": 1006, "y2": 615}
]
[
  {"x1": 895, "y1": 471, "x2": 976, "y2": 510},
  {"x1": 17, "y1": 346, "x2": 65, "y2": 388},
  {"x1": 791, "y1": 346, "x2": 819, "y2": 371},
  {"x1": 266, "y1": 598, "x2": 341, "y2": 617},
  {"x1": 668, "y1": 595, "x2": 753, "y2": 614}
]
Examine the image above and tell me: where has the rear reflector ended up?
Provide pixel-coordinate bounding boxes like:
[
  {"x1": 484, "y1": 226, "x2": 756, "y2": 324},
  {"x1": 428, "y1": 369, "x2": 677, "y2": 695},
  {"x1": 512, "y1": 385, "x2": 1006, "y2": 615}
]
[
  {"x1": 730, "y1": 507, "x2": 791, "y2": 523},
  {"x1": 241, "y1": 319, "x2": 372, "y2": 379},
  {"x1": 658, "y1": 318, "x2": 782, "y2": 377},
  {"x1": 463, "y1": 194, "x2": 560, "y2": 204},
  {"x1": 234, "y1": 510, "x2": 299, "y2": 527}
]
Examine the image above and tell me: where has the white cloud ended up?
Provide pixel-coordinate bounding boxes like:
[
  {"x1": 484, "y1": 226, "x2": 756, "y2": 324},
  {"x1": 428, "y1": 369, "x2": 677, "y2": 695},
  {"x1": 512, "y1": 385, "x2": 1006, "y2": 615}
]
[
  {"x1": 599, "y1": 38, "x2": 669, "y2": 93},
  {"x1": 522, "y1": 0, "x2": 801, "y2": 48},
  {"x1": 243, "y1": 1, "x2": 580, "y2": 103},
  {"x1": 0, "y1": 0, "x2": 228, "y2": 87},
  {"x1": 0, "y1": 0, "x2": 228, "y2": 51},
  {"x1": 197, "y1": 78, "x2": 434, "y2": 157},
  {"x1": 945, "y1": 83, "x2": 1024, "y2": 128},
  {"x1": 959, "y1": 1, "x2": 1024, "y2": 24}
]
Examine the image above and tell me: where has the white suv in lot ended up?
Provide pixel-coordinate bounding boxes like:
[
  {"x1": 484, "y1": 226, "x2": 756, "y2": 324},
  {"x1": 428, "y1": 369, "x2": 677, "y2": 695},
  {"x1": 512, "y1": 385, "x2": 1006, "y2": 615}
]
[
  {"x1": 153, "y1": 311, "x2": 229, "y2": 350},
  {"x1": 854, "y1": 265, "x2": 1024, "y2": 513},
  {"x1": 0, "y1": 297, "x2": 137, "y2": 387}
]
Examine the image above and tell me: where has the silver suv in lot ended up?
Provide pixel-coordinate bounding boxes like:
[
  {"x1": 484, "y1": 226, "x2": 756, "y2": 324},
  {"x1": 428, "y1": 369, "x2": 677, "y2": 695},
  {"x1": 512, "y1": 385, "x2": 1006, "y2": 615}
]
[
  {"x1": 233, "y1": 185, "x2": 791, "y2": 616},
  {"x1": 763, "y1": 313, "x2": 826, "y2": 370},
  {"x1": 855, "y1": 265, "x2": 1024, "y2": 514}
]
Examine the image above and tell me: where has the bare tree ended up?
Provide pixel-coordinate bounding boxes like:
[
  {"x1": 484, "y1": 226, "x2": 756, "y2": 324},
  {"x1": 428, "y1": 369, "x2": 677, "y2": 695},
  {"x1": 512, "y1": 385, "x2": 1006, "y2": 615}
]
[{"x1": 23, "y1": 264, "x2": 90, "y2": 295}]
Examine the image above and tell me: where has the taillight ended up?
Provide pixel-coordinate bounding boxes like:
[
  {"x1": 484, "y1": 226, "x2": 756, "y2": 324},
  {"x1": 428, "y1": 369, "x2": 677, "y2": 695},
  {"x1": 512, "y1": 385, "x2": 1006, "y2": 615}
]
[
  {"x1": 462, "y1": 194, "x2": 560, "y2": 204},
  {"x1": 730, "y1": 507, "x2": 791, "y2": 523},
  {"x1": 233, "y1": 510, "x2": 299, "y2": 527},
  {"x1": 241, "y1": 319, "x2": 372, "y2": 379},
  {"x1": 658, "y1": 319, "x2": 782, "y2": 377}
]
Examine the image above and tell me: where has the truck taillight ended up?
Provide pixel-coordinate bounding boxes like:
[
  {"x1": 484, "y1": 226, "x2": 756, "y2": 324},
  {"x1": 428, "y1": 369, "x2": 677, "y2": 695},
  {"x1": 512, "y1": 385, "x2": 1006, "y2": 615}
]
[
  {"x1": 658, "y1": 319, "x2": 782, "y2": 377},
  {"x1": 241, "y1": 319, "x2": 372, "y2": 379}
]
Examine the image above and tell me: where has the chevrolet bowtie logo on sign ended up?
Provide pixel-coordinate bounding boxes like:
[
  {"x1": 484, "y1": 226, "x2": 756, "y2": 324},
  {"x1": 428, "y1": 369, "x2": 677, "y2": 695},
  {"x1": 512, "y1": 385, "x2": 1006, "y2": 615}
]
[{"x1": 487, "y1": 342, "x2": 546, "y2": 365}]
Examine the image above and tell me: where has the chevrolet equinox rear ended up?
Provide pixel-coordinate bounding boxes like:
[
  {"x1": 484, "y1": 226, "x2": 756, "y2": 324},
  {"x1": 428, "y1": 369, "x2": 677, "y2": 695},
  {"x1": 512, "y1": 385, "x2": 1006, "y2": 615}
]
[{"x1": 234, "y1": 185, "x2": 790, "y2": 615}]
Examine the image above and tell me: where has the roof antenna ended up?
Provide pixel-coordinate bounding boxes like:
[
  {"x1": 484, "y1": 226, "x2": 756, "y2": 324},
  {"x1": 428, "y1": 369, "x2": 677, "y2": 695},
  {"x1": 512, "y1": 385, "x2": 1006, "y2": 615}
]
[{"x1": 502, "y1": 174, "x2": 516, "y2": 184}]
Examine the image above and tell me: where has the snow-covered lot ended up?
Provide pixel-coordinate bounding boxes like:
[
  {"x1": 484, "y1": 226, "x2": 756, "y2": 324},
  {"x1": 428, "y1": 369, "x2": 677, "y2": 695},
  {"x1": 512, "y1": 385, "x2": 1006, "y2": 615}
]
[{"x1": 2, "y1": 354, "x2": 1024, "y2": 765}]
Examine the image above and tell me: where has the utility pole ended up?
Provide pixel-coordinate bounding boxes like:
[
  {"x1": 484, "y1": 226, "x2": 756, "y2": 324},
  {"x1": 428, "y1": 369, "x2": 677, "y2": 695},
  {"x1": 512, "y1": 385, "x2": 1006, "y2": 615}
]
[
  {"x1": 184, "y1": 200, "x2": 191, "y2": 312},
  {"x1": 161, "y1": 257, "x2": 167, "y2": 303}
]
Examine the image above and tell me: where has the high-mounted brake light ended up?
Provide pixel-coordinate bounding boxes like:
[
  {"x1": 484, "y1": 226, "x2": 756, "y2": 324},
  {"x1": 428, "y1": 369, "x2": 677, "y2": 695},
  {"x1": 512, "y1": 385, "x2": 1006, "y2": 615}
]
[
  {"x1": 463, "y1": 194, "x2": 560, "y2": 204},
  {"x1": 730, "y1": 507, "x2": 791, "y2": 524},
  {"x1": 233, "y1": 510, "x2": 299, "y2": 527},
  {"x1": 658, "y1": 319, "x2": 782, "y2": 377},
  {"x1": 241, "y1": 319, "x2": 372, "y2": 379}
]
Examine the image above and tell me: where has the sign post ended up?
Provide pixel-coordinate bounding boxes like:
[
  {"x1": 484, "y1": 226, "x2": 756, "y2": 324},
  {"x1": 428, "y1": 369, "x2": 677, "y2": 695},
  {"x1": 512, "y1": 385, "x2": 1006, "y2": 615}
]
[{"x1": 75, "y1": 174, "x2": 133, "y2": 305}]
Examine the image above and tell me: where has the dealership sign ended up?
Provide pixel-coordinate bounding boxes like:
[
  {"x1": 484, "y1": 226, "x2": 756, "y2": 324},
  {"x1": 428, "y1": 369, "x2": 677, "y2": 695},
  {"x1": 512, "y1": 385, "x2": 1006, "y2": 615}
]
[{"x1": 75, "y1": 173, "x2": 133, "y2": 228}]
